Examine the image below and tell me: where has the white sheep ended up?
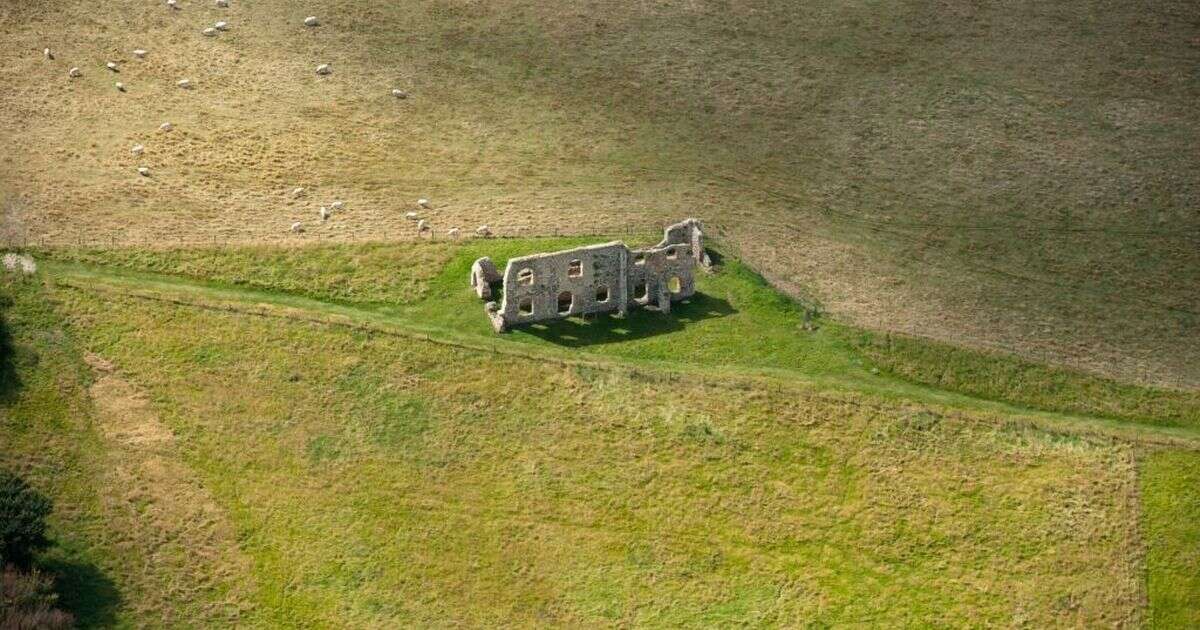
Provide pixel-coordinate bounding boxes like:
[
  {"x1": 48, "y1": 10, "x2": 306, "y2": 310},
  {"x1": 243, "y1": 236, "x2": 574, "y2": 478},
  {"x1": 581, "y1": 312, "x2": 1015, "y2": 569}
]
[
  {"x1": 304, "y1": 16, "x2": 319, "y2": 26},
  {"x1": 133, "y1": 49, "x2": 147, "y2": 58},
  {"x1": 330, "y1": 201, "x2": 344, "y2": 210},
  {"x1": 216, "y1": 0, "x2": 229, "y2": 6},
  {"x1": 131, "y1": 144, "x2": 145, "y2": 155},
  {"x1": 292, "y1": 187, "x2": 305, "y2": 197},
  {"x1": 316, "y1": 64, "x2": 332, "y2": 75},
  {"x1": 475, "y1": 225, "x2": 491, "y2": 237},
  {"x1": 405, "y1": 211, "x2": 418, "y2": 220},
  {"x1": 115, "y1": 82, "x2": 126, "y2": 92},
  {"x1": 290, "y1": 222, "x2": 304, "y2": 233},
  {"x1": 167, "y1": 0, "x2": 178, "y2": 8},
  {"x1": 68, "y1": 67, "x2": 81, "y2": 78},
  {"x1": 447, "y1": 227, "x2": 460, "y2": 238},
  {"x1": 43, "y1": 48, "x2": 52, "y2": 60},
  {"x1": 214, "y1": 21, "x2": 229, "y2": 30},
  {"x1": 417, "y1": 198, "x2": 430, "y2": 209},
  {"x1": 106, "y1": 61, "x2": 118, "y2": 71},
  {"x1": 137, "y1": 167, "x2": 150, "y2": 176},
  {"x1": 202, "y1": 27, "x2": 217, "y2": 37},
  {"x1": 319, "y1": 206, "x2": 330, "y2": 221},
  {"x1": 159, "y1": 122, "x2": 173, "y2": 132},
  {"x1": 392, "y1": 89, "x2": 408, "y2": 99},
  {"x1": 417, "y1": 219, "x2": 429, "y2": 232},
  {"x1": 177, "y1": 79, "x2": 192, "y2": 89}
]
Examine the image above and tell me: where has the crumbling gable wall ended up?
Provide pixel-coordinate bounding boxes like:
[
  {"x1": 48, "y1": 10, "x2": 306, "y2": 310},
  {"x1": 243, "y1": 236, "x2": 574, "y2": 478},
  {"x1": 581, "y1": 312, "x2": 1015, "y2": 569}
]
[{"x1": 472, "y1": 219, "x2": 710, "y2": 332}]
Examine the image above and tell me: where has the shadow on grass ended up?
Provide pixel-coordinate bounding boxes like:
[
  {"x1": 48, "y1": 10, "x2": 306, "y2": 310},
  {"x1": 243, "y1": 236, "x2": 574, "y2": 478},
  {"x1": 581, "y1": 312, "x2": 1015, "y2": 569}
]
[
  {"x1": 41, "y1": 557, "x2": 122, "y2": 629},
  {"x1": 0, "y1": 310, "x2": 21, "y2": 405},
  {"x1": 517, "y1": 292, "x2": 735, "y2": 347}
]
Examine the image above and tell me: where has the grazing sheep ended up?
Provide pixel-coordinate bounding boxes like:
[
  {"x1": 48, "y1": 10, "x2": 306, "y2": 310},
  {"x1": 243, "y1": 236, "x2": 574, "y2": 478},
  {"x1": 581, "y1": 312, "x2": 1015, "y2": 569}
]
[
  {"x1": 137, "y1": 167, "x2": 150, "y2": 176},
  {"x1": 203, "y1": 27, "x2": 217, "y2": 37},
  {"x1": 292, "y1": 187, "x2": 305, "y2": 198},
  {"x1": 392, "y1": 89, "x2": 408, "y2": 99},
  {"x1": 290, "y1": 222, "x2": 304, "y2": 233},
  {"x1": 447, "y1": 227, "x2": 460, "y2": 238},
  {"x1": 417, "y1": 219, "x2": 429, "y2": 232},
  {"x1": 417, "y1": 198, "x2": 431, "y2": 209},
  {"x1": 330, "y1": 200, "x2": 344, "y2": 211},
  {"x1": 167, "y1": 0, "x2": 178, "y2": 8},
  {"x1": 68, "y1": 67, "x2": 81, "y2": 77},
  {"x1": 404, "y1": 211, "x2": 418, "y2": 220},
  {"x1": 43, "y1": 48, "x2": 53, "y2": 60},
  {"x1": 159, "y1": 122, "x2": 173, "y2": 132},
  {"x1": 131, "y1": 144, "x2": 145, "y2": 155},
  {"x1": 106, "y1": 61, "x2": 118, "y2": 71},
  {"x1": 304, "y1": 16, "x2": 319, "y2": 26},
  {"x1": 133, "y1": 49, "x2": 147, "y2": 58},
  {"x1": 177, "y1": 79, "x2": 192, "y2": 89},
  {"x1": 216, "y1": 0, "x2": 229, "y2": 6},
  {"x1": 319, "y1": 206, "x2": 330, "y2": 221},
  {"x1": 475, "y1": 225, "x2": 491, "y2": 237},
  {"x1": 214, "y1": 21, "x2": 229, "y2": 30},
  {"x1": 115, "y1": 82, "x2": 126, "y2": 92},
  {"x1": 316, "y1": 64, "x2": 332, "y2": 75}
]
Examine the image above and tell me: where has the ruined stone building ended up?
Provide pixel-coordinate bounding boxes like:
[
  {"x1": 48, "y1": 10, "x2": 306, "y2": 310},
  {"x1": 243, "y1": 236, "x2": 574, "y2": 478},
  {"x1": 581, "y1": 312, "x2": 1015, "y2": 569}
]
[{"x1": 470, "y1": 218, "x2": 712, "y2": 332}]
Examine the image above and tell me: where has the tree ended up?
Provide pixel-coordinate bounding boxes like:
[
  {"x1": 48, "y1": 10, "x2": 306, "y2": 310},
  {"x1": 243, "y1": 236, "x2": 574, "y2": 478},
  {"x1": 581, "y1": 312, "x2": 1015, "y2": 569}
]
[{"x1": 0, "y1": 470, "x2": 52, "y2": 569}]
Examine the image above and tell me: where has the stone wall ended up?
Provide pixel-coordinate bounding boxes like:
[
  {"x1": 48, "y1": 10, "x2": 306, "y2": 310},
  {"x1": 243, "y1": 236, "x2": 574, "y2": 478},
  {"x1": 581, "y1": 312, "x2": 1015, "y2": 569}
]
[{"x1": 472, "y1": 219, "x2": 709, "y2": 332}]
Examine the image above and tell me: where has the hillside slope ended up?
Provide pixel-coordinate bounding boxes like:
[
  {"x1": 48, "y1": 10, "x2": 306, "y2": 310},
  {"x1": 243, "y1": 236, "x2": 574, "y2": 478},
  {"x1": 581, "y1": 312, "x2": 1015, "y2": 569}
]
[{"x1": 0, "y1": 0, "x2": 1196, "y2": 388}]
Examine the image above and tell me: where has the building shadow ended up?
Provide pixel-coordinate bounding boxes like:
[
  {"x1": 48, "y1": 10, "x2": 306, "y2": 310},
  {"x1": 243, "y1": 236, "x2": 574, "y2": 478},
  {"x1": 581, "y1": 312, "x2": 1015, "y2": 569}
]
[
  {"x1": 518, "y1": 292, "x2": 736, "y2": 347},
  {"x1": 41, "y1": 557, "x2": 123, "y2": 629}
]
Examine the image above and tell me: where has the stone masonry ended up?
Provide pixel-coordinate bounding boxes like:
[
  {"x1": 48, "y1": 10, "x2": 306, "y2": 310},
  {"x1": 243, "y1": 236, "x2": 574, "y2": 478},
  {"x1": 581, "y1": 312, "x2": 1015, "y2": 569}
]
[{"x1": 470, "y1": 219, "x2": 712, "y2": 333}]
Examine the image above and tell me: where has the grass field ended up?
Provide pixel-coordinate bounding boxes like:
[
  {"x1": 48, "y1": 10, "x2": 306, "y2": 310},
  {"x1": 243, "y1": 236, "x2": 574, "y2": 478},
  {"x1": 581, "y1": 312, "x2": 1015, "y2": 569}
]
[
  {"x1": 1, "y1": 0, "x2": 1197, "y2": 389},
  {"x1": 1, "y1": 240, "x2": 1197, "y2": 626},
  {"x1": 2, "y1": 0, "x2": 1198, "y2": 624}
]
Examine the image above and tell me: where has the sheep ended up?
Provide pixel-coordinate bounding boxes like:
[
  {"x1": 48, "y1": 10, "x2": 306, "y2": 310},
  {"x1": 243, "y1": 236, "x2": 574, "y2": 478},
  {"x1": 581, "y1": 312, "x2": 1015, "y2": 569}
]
[
  {"x1": 319, "y1": 206, "x2": 330, "y2": 221},
  {"x1": 177, "y1": 79, "x2": 192, "y2": 89},
  {"x1": 106, "y1": 61, "x2": 119, "y2": 71},
  {"x1": 316, "y1": 64, "x2": 332, "y2": 75},
  {"x1": 133, "y1": 49, "x2": 147, "y2": 58},
  {"x1": 291, "y1": 187, "x2": 305, "y2": 197},
  {"x1": 115, "y1": 82, "x2": 126, "y2": 92},
  {"x1": 166, "y1": 0, "x2": 178, "y2": 9},
  {"x1": 68, "y1": 67, "x2": 81, "y2": 77},
  {"x1": 203, "y1": 27, "x2": 217, "y2": 37},
  {"x1": 392, "y1": 89, "x2": 408, "y2": 99},
  {"x1": 214, "y1": 21, "x2": 229, "y2": 30},
  {"x1": 216, "y1": 0, "x2": 229, "y2": 6},
  {"x1": 290, "y1": 222, "x2": 304, "y2": 233},
  {"x1": 330, "y1": 200, "x2": 344, "y2": 211},
  {"x1": 137, "y1": 167, "x2": 150, "y2": 176},
  {"x1": 417, "y1": 198, "x2": 431, "y2": 209},
  {"x1": 159, "y1": 122, "x2": 173, "y2": 132},
  {"x1": 43, "y1": 48, "x2": 53, "y2": 60},
  {"x1": 475, "y1": 225, "x2": 491, "y2": 237},
  {"x1": 405, "y1": 211, "x2": 418, "y2": 220},
  {"x1": 304, "y1": 16, "x2": 319, "y2": 26},
  {"x1": 131, "y1": 144, "x2": 145, "y2": 155},
  {"x1": 447, "y1": 227, "x2": 460, "y2": 238},
  {"x1": 417, "y1": 219, "x2": 429, "y2": 232}
]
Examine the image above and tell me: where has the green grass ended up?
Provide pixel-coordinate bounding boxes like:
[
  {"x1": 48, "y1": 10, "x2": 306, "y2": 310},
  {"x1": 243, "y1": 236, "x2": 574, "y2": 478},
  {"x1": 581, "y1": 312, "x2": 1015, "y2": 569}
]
[
  {"x1": 845, "y1": 329, "x2": 1200, "y2": 430},
  {"x1": 41, "y1": 276, "x2": 1151, "y2": 626},
  {"x1": 40, "y1": 240, "x2": 1200, "y2": 434},
  {"x1": 4, "y1": 255, "x2": 1200, "y2": 625},
  {"x1": 1142, "y1": 450, "x2": 1200, "y2": 628}
]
